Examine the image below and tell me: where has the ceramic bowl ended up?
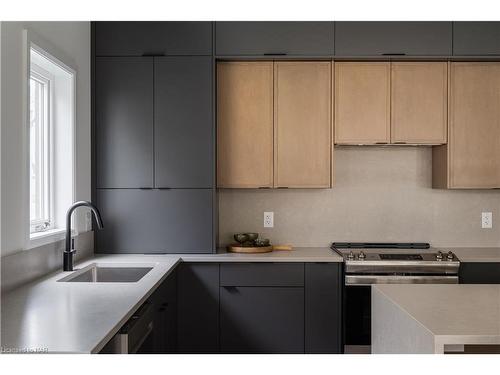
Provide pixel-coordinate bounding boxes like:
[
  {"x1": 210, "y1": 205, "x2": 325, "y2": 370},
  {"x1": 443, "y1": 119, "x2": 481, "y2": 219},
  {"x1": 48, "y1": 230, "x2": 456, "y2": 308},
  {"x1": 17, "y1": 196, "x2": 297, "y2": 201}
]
[
  {"x1": 234, "y1": 233, "x2": 248, "y2": 244},
  {"x1": 245, "y1": 233, "x2": 259, "y2": 241}
]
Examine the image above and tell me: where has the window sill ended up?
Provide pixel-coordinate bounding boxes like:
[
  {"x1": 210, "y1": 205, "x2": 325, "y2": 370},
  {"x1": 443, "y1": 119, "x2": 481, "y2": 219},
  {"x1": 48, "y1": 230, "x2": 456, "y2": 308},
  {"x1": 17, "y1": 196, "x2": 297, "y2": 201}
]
[{"x1": 27, "y1": 228, "x2": 69, "y2": 250}]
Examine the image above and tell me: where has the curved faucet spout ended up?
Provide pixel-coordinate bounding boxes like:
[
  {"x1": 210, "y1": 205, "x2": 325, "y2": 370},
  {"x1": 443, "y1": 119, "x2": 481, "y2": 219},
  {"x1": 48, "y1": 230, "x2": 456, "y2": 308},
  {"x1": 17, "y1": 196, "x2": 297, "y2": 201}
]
[{"x1": 64, "y1": 201, "x2": 104, "y2": 271}]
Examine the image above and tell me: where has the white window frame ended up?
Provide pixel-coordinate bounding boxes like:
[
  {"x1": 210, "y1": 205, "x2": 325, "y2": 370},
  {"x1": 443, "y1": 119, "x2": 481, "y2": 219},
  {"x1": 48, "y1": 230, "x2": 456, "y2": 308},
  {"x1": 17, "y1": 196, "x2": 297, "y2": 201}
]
[
  {"x1": 23, "y1": 29, "x2": 77, "y2": 250},
  {"x1": 29, "y1": 63, "x2": 55, "y2": 234}
]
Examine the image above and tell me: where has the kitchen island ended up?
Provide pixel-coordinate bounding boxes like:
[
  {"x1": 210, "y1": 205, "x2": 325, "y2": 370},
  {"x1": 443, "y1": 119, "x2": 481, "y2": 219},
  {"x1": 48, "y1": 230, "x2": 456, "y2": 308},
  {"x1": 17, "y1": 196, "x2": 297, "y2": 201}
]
[{"x1": 372, "y1": 284, "x2": 500, "y2": 354}]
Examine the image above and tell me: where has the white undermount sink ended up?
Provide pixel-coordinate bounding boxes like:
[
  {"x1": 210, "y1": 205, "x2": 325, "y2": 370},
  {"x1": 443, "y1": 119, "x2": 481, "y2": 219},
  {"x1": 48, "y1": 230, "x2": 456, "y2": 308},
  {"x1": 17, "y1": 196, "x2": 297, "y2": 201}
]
[{"x1": 58, "y1": 263, "x2": 154, "y2": 283}]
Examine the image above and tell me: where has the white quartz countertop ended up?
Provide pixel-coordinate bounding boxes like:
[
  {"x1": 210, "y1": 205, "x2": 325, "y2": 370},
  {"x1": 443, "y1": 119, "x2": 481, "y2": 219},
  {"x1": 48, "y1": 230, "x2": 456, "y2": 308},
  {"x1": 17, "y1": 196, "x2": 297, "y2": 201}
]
[
  {"x1": 1, "y1": 247, "x2": 341, "y2": 353},
  {"x1": 444, "y1": 247, "x2": 500, "y2": 263},
  {"x1": 372, "y1": 284, "x2": 500, "y2": 353}
]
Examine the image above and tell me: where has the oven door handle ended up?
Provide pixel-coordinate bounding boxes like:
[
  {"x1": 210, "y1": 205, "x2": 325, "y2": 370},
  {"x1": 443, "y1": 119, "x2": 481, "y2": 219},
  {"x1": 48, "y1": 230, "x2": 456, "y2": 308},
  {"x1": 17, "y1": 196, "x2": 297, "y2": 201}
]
[{"x1": 345, "y1": 274, "x2": 459, "y2": 286}]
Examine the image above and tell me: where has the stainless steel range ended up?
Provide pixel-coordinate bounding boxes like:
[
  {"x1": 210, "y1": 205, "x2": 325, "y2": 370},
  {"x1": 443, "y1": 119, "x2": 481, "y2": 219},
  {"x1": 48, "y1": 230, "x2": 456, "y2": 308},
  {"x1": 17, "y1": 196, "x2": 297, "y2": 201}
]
[
  {"x1": 332, "y1": 242, "x2": 460, "y2": 285},
  {"x1": 331, "y1": 242, "x2": 460, "y2": 353}
]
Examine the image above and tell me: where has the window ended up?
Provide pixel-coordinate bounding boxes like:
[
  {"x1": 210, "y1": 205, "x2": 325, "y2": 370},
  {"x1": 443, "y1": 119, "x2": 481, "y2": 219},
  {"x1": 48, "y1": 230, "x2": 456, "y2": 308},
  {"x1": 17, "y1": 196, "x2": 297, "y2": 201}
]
[
  {"x1": 26, "y1": 40, "x2": 76, "y2": 246},
  {"x1": 29, "y1": 61, "x2": 54, "y2": 233}
]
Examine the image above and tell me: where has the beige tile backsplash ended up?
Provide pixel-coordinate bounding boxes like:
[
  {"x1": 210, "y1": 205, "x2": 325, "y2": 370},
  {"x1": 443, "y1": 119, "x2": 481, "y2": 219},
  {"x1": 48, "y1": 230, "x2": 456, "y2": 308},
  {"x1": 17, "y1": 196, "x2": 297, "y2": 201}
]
[{"x1": 218, "y1": 147, "x2": 500, "y2": 248}]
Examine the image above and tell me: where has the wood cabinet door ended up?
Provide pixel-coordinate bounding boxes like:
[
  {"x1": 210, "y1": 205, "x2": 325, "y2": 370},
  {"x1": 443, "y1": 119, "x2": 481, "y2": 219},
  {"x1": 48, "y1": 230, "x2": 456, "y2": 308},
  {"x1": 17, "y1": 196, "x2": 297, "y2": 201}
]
[
  {"x1": 448, "y1": 63, "x2": 500, "y2": 188},
  {"x1": 274, "y1": 62, "x2": 332, "y2": 188},
  {"x1": 391, "y1": 62, "x2": 448, "y2": 144},
  {"x1": 217, "y1": 62, "x2": 274, "y2": 188},
  {"x1": 335, "y1": 62, "x2": 391, "y2": 144}
]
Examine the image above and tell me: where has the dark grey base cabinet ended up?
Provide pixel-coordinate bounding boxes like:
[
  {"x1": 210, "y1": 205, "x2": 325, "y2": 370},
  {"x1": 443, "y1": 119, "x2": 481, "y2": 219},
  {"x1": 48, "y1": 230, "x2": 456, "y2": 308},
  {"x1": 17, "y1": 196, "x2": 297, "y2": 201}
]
[
  {"x1": 220, "y1": 287, "x2": 304, "y2": 353},
  {"x1": 305, "y1": 263, "x2": 343, "y2": 353},
  {"x1": 335, "y1": 21, "x2": 452, "y2": 56},
  {"x1": 459, "y1": 263, "x2": 500, "y2": 284},
  {"x1": 176, "y1": 262, "x2": 342, "y2": 354},
  {"x1": 95, "y1": 189, "x2": 214, "y2": 253},
  {"x1": 215, "y1": 21, "x2": 334, "y2": 56},
  {"x1": 149, "y1": 271, "x2": 178, "y2": 353},
  {"x1": 177, "y1": 263, "x2": 220, "y2": 353}
]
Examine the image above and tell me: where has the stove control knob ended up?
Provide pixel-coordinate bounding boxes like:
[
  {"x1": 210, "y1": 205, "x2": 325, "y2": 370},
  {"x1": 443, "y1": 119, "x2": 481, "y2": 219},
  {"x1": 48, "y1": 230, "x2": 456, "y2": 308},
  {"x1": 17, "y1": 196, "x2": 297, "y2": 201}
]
[
  {"x1": 446, "y1": 251, "x2": 454, "y2": 261},
  {"x1": 436, "y1": 251, "x2": 443, "y2": 261},
  {"x1": 347, "y1": 251, "x2": 354, "y2": 260},
  {"x1": 358, "y1": 251, "x2": 366, "y2": 260}
]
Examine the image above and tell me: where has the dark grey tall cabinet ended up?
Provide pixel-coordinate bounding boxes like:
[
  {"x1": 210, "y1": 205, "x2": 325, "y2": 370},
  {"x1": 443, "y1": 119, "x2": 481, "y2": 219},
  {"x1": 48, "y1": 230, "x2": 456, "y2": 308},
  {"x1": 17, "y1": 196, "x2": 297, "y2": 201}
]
[{"x1": 92, "y1": 22, "x2": 215, "y2": 254}]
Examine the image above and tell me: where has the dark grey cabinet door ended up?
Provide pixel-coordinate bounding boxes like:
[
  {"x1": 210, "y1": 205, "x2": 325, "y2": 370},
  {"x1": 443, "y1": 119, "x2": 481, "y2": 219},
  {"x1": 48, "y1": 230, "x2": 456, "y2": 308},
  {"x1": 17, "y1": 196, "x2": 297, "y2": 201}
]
[
  {"x1": 215, "y1": 21, "x2": 334, "y2": 56},
  {"x1": 305, "y1": 263, "x2": 342, "y2": 353},
  {"x1": 453, "y1": 22, "x2": 500, "y2": 55},
  {"x1": 177, "y1": 263, "x2": 219, "y2": 353},
  {"x1": 220, "y1": 287, "x2": 304, "y2": 353},
  {"x1": 95, "y1": 21, "x2": 212, "y2": 56},
  {"x1": 335, "y1": 22, "x2": 452, "y2": 56},
  {"x1": 95, "y1": 57, "x2": 153, "y2": 188},
  {"x1": 459, "y1": 263, "x2": 500, "y2": 284},
  {"x1": 95, "y1": 189, "x2": 213, "y2": 253},
  {"x1": 149, "y1": 270, "x2": 177, "y2": 353},
  {"x1": 154, "y1": 57, "x2": 213, "y2": 188}
]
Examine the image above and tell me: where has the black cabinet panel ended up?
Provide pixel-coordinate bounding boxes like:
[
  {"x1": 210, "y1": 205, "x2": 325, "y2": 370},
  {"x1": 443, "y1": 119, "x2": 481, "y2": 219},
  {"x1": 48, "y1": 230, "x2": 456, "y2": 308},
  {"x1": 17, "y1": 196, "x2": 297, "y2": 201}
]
[
  {"x1": 220, "y1": 286, "x2": 304, "y2": 353},
  {"x1": 95, "y1": 21, "x2": 212, "y2": 56},
  {"x1": 148, "y1": 270, "x2": 177, "y2": 353},
  {"x1": 154, "y1": 57, "x2": 213, "y2": 188},
  {"x1": 453, "y1": 22, "x2": 500, "y2": 56},
  {"x1": 305, "y1": 263, "x2": 342, "y2": 353},
  {"x1": 177, "y1": 263, "x2": 219, "y2": 353},
  {"x1": 335, "y1": 21, "x2": 452, "y2": 56},
  {"x1": 96, "y1": 189, "x2": 213, "y2": 253},
  {"x1": 95, "y1": 58, "x2": 153, "y2": 188},
  {"x1": 220, "y1": 263, "x2": 304, "y2": 287},
  {"x1": 215, "y1": 21, "x2": 334, "y2": 56},
  {"x1": 459, "y1": 262, "x2": 500, "y2": 284}
]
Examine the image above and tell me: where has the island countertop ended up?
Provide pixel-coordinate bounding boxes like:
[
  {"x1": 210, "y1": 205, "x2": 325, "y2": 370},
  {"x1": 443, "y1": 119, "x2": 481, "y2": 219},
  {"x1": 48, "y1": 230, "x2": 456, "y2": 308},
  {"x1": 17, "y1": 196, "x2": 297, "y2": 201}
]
[{"x1": 372, "y1": 284, "x2": 500, "y2": 354}]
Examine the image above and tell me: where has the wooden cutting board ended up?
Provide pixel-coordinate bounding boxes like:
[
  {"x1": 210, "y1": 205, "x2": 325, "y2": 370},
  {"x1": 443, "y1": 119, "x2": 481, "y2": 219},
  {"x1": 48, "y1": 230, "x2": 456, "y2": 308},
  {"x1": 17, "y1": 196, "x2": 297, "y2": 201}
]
[{"x1": 227, "y1": 245, "x2": 273, "y2": 254}]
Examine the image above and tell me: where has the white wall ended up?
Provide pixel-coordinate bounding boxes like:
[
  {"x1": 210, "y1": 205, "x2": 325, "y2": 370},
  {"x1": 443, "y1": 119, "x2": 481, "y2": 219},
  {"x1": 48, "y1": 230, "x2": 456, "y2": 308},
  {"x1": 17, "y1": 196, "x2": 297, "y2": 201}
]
[{"x1": 1, "y1": 22, "x2": 92, "y2": 290}]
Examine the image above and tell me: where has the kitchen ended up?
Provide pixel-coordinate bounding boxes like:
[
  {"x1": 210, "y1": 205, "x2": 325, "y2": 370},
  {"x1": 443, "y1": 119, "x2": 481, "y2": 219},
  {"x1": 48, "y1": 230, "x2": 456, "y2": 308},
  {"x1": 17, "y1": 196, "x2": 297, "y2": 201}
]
[{"x1": 1, "y1": 1, "x2": 500, "y2": 374}]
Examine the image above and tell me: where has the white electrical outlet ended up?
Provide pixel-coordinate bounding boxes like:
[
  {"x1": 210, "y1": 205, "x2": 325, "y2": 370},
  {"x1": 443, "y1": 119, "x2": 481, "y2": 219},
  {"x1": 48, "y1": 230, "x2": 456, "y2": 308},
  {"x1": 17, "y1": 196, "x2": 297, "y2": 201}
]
[
  {"x1": 482, "y1": 212, "x2": 493, "y2": 229},
  {"x1": 86, "y1": 211, "x2": 92, "y2": 231},
  {"x1": 264, "y1": 212, "x2": 274, "y2": 228}
]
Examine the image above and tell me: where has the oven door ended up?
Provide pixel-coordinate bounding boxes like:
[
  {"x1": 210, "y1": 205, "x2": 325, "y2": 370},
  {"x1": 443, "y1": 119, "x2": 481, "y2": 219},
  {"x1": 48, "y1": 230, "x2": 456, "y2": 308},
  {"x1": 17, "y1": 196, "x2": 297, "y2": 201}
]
[{"x1": 346, "y1": 274, "x2": 459, "y2": 286}]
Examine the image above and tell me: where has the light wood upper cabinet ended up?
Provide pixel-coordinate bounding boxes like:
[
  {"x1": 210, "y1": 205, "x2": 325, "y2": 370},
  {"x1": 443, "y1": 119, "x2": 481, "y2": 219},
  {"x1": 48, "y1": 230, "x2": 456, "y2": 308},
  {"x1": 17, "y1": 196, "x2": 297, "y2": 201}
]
[
  {"x1": 335, "y1": 62, "x2": 391, "y2": 144},
  {"x1": 433, "y1": 63, "x2": 500, "y2": 188},
  {"x1": 274, "y1": 62, "x2": 332, "y2": 188},
  {"x1": 391, "y1": 62, "x2": 448, "y2": 144},
  {"x1": 217, "y1": 62, "x2": 274, "y2": 188}
]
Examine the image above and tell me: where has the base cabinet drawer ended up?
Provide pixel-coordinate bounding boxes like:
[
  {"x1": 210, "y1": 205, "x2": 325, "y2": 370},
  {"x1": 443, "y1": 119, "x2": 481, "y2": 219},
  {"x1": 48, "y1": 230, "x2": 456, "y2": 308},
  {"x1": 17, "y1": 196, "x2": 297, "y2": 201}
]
[
  {"x1": 220, "y1": 286, "x2": 304, "y2": 353},
  {"x1": 220, "y1": 263, "x2": 304, "y2": 286}
]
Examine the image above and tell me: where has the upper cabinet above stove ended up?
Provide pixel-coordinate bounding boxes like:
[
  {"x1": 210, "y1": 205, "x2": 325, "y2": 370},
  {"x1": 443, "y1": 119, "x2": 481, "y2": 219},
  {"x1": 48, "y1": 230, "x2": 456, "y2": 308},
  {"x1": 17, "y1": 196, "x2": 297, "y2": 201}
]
[
  {"x1": 215, "y1": 21, "x2": 334, "y2": 56},
  {"x1": 95, "y1": 21, "x2": 212, "y2": 56},
  {"x1": 335, "y1": 22, "x2": 452, "y2": 57},
  {"x1": 453, "y1": 22, "x2": 500, "y2": 56}
]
